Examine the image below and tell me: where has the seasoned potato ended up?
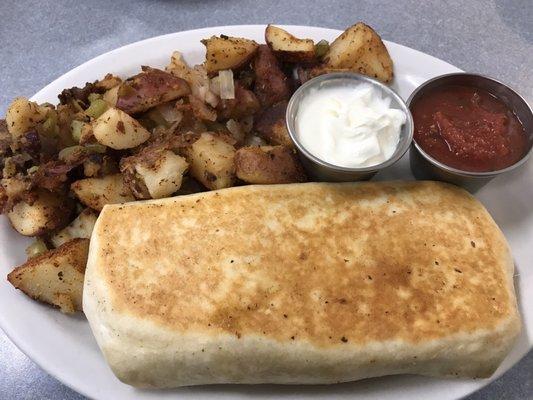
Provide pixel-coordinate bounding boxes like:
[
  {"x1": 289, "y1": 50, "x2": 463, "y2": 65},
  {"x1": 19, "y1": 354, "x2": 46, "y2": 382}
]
[
  {"x1": 235, "y1": 145, "x2": 306, "y2": 184},
  {"x1": 92, "y1": 107, "x2": 150, "y2": 149},
  {"x1": 265, "y1": 25, "x2": 316, "y2": 63},
  {"x1": 103, "y1": 85, "x2": 120, "y2": 107},
  {"x1": 116, "y1": 68, "x2": 191, "y2": 114},
  {"x1": 50, "y1": 208, "x2": 98, "y2": 248},
  {"x1": 323, "y1": 22, "x2": 393, "y2": 83},
  {"x1": 6, "y1": 97, "x2": 47, "y2": 139},
  {"x1": 8, "y1": 190, "x2": 73, "y2": 236},
  {"x1": 255, "y1": 101, "x2": 293, "y2": 146},
  {"x1": 217, "y1": 83, "x2": 261, "y2": 120},
  {"x1": 121, "y1": 148, "x2": 188, "y2": 199},
  {"x1": 186, "y1": 132, "x2": 236, "y2": 190},
  {"x1": 0, "y1": 119, "x2": 11, "y2": 157},
  {"x1": 95, "y1": 73, "x2": 122, "y2": 91},
  {"x1": 71, "y1": 174, "x2": 134, "y2": 211},
  {"x1": 253, "y1": 45, "x2": 292, "y2": 107},
  {"x1": 202, "y1": 36, "x2": 259, "y2": 74},
  {"x1": 7, "y1": 238, "x2": 89, "y2": 313},
  {"x1": 1, "y1": 177, "x2": 30, "y2": 203}
]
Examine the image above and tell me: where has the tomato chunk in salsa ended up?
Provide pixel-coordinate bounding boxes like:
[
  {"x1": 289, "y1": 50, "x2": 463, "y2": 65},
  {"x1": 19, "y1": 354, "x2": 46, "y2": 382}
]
[{"x1": 411, "y1": 85, "x2": 528, "y2": 172}]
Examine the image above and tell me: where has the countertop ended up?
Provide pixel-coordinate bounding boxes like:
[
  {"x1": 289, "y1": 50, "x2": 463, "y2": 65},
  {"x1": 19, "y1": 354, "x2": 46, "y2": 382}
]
[{"x1": 0, "y1": 0, "x2": 531, "y2": 399}]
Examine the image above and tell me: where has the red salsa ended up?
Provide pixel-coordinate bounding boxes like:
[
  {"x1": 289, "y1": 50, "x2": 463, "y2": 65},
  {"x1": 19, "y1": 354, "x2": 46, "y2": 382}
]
[{"x1": 411, "y1": 85, "x2": 528, "y2": 172}]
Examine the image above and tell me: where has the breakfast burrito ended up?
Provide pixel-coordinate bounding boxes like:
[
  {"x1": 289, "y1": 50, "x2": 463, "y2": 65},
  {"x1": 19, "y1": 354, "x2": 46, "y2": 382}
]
[{"x1": 83, "y1": 181, "x2": 520, "y2": 388}]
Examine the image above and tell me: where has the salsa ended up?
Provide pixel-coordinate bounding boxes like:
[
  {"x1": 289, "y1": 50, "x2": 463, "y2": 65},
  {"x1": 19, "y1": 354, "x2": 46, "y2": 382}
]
[{"x1": 411, "y1": 85, "x2": 528, "y2": 172}]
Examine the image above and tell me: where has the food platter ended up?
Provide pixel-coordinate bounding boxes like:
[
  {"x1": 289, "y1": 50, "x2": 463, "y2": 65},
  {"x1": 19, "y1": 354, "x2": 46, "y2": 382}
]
[{"x1": 0, "y1": 24, "x2": 531, "y2": 400}]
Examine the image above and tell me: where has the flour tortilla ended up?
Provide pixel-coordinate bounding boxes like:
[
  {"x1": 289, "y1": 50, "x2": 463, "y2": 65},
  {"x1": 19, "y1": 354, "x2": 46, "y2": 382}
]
[{"x1": 83, "y1": 181, "x2": 520, "y2": 388}]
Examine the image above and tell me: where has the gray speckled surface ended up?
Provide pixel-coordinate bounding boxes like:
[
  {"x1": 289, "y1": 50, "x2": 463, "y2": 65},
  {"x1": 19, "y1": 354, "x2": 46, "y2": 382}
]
[{"x1": 0, "y1": 0, "x2": 532, "y2": 399}]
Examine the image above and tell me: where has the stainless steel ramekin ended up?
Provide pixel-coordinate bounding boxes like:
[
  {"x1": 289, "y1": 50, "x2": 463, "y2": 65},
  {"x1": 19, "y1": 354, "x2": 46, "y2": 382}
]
[
  {"x1": 408, "y1": 73, "x2": 533, "y2": 192},
  {"x1": 286, "y1": 73, "x2": 414, "y2": 182}
]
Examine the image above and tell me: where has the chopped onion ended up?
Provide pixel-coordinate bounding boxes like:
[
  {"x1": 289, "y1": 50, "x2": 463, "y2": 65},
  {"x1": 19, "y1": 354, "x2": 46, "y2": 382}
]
[
  {"x1": 244, "y1": 135, "x2": 267, "y2": 147},
  {"x1": 226, "y1": 119, "x2": 245, "y2": 143},
  {"x1": 157, "y1": 103, "x2": 183, "y2": 124},
  {"x1": 210, "y1": 76, "x2": 220, "y2": 96},
  {"x1": 218, "y1": 70, "x2": 235, "y2": 100}
]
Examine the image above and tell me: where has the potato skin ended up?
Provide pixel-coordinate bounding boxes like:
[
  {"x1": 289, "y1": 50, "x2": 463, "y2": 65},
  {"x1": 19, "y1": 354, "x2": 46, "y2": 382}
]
[
  {"x1": 217, "y1": 83, "x2": 261, "y2": 120},
  {"x1": 253, "y1": 45, "x2": 292, "y2": 107},
  {"x1": 323, "y1": 22, "x2": 393, "y2": 83},
  {"x1": 7, "y1": 238, "x2": 89, "y2": 313},
  {"x1": 116, "y1": 68, "x2": 191, "y2": 114},
  {"x1": 255, "y1": 101, "x2": 293, "y2": 147},
  {"x1": 235, "y1": 145, "x2": 306, "y2": 184},
  {"x1": 265, "y1": 25, "x2": 316, "y2": 64},
  {"x1": 202, "y1": 36, "x2": 259, "y2": 74}
]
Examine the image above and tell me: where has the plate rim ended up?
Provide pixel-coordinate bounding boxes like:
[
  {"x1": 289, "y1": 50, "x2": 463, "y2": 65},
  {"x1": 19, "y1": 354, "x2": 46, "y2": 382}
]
[{"x1": 0, "y1": 23, "x2": 528, "y2": 400}]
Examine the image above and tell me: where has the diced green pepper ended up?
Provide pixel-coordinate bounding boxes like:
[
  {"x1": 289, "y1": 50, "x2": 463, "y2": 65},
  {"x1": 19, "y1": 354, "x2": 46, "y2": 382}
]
[
  {"x1": 85, "y1": 99, "x2": 109, "y2": 119},
  {"x1": 71, "y1": 120, "x2": 85, "y2": 143},
  {"x1": 41, "y1": 111, "x2": 59, "y2": 137},
  {"x1": 88, "y1": 93, "x2": 102, "y2": 103},
  {"x1": 315, "y1": 39, "x2": 330, "y2": 59},
  {"x1": 84, "y1": 143, "x2": 107, "y2": 154}
]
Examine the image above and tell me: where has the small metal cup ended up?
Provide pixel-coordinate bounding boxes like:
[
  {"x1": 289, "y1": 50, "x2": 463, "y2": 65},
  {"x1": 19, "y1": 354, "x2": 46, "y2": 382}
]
[
  {"x1": 408, "y1": 73, "x2": 533, "y2": 192},
  {"x1": 286, "y1": 73, "x2": 414, "y2": 182}
]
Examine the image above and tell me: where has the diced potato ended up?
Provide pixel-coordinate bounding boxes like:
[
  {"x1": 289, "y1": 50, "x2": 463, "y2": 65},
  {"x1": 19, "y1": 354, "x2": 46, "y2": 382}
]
[
  {"x1": 71, "y1": 174, "x2": 134, "y2": 211},
  {"x1": 121, "y1": 148, "x2": 188, "y2": 199},
  {"x1": 323, "y1": 22, "x2": 393, "y2": 83},
  {"x1": 217, "y1": 83, "x2": 261, "y2": 120},
  {"x1": 255, "y1": 101, "x2": 293, "y2": 146},
  {"x1": 186, "y1": 133, "x2": 236, "y2": 190},
  {"x1": 253, "y1": 45, "x2": 291, "y2": 107},
  {"x1": 137, "y1": 151, "x2": 188, "y2": 199},
  {"x1": 116, "y1": 68, "x2": 191, "y2": 114},
  {"x1": 166, "y1": 51, "x2": 191, "y2": 79},
  {"x1": 95, "y1": 74, "x2": 122, "y2": 91},
  {"x1": 202, "y1": 36, "x2": 259, "y2": 74},
  {"x1": 92, "y1": 107, "x2": 150, "y2": 150},
  {"x1": 235, "y1": 145, "x2": 306, "y2": 184},
  {"x1": 7, "y1": 238, "x2": 89, "y2": 313},
  {"x1": 50, "y1": 208, "x2": 98, "y2": 248},
  {"x1": 103, "y1": 85, "x2": 120, "y2": 107},
  {"x1": 1, "y1": 177, "x2": 30, "y2": 201},
  {"x1": 265, "y1": 25, "x2": 316, "y2": 63},
  {"x1": 6, "y1": 97, "x2": 47, "y2": 139},
  {"x1": 8, "y1": 190, "x2": 73, "y2": 236}
]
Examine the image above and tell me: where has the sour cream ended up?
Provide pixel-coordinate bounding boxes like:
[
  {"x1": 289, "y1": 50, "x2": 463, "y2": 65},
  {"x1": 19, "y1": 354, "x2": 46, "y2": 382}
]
[{"x1": 295, "y1": 83, "x2": 406, "y2": 168}]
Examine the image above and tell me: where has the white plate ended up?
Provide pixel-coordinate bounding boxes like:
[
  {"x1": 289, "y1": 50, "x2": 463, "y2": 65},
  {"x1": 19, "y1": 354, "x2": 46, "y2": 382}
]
[{"x1": 0, "y1": 25, "x2": 531, "y2": 400}]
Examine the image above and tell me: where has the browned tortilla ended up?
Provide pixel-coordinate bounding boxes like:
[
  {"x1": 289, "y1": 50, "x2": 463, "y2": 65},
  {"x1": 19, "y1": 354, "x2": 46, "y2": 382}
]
[{"x1": 84, "y1": 181, "x2": 520, "y2": 388}]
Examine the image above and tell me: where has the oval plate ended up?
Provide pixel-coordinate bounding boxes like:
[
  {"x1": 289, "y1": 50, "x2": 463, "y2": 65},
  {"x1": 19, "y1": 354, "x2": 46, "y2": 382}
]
[{"x1": 0, "y1": 25, "x2": 531, "y2": 400}]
